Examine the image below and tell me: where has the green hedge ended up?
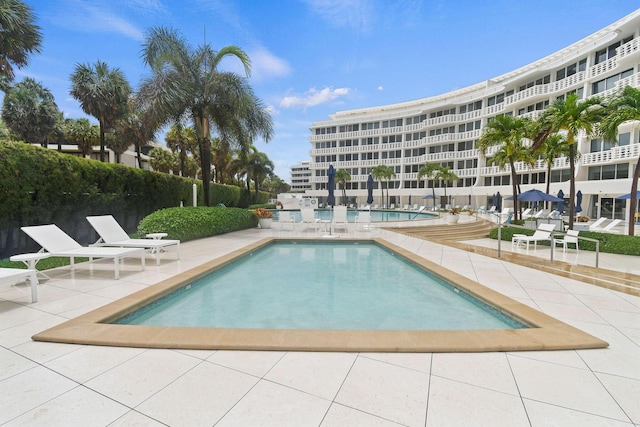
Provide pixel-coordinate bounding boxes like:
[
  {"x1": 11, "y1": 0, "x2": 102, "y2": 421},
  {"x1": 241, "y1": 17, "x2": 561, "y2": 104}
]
[
  {"x1": 490, "y1": 226, "x2": 640, "y2": 256},
  {"x1": 137, "y1": 206, "x2": 258, "y2": 241},
  {"x1": 0, "y1": 142, "x2": 266, "y2": 257}
]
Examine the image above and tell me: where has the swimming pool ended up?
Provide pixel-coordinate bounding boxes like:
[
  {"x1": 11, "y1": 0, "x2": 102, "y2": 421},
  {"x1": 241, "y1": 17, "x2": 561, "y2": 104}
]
[
  {"x1": 275, "y1": 209, "x2": 435, "y2": 222},
  {"x1": 116, "y1": 242, "x2": 524, "y2": 331},
  {"x1": 31, "y1": 237, "x2": 608, "y2": 352}
]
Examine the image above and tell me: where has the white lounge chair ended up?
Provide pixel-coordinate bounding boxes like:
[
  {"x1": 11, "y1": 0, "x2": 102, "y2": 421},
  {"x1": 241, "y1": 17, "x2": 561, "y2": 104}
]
[
  {"x1": 355, "y1": 211, "x2": 372, "y2": 231},
  {"x1": 87, "y1": 215, "x2": 180, "y2": 265},
  {"x1": 0, "y1": 268, "x2": 38, "y2": 302},
  {"x1": 412, "y1": 204, "x2": 419, "y2": 211},
  {"x1": 21, "y1": 224, "x2": 145, "y2": 279},
  {"x1": 533, "y1": 210, "x2": 547, "y2": 219},
  {"x1": 588, "y1": 217, "x2": 608, "y2": 231},
  {"x1": 299, "y1": 208, "x2": 319, "y2": 232},
  {"x1": 595, "y1": 219, "x2": 623, "y2": 234},
  {"x1": 511, "y1": 223, "x2": 556, "y2": 252},
  {"x1": 521, "y1": 208, "x2": 532, "y2": 218},
  {"x1": 332, "y1": 205, "x2": 348, "y2": 232},
  {"x1": 554, "y1": 230, "x2": 580, "y2": 254},
  {"x1": 277, "y1": 211, "x2": 296, "y2": 230}
]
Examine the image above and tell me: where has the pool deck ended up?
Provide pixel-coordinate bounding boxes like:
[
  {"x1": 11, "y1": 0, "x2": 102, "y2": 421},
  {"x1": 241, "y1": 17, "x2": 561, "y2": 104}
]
[{"x1": 1, "y1": 216, "x2": 639, "y2": 426}]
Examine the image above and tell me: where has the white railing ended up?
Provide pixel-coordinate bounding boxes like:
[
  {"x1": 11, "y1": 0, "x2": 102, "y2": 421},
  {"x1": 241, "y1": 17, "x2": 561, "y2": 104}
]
[{"x1": 581, "y1": 143, "x2": 640, "y2": 165}]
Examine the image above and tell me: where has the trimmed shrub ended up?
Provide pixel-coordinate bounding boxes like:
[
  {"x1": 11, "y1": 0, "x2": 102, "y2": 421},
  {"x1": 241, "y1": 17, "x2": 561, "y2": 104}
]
[
  {"x1": 490, "y1": 226, "x2": 640, "y2": 256},
  {"x1": 137, "y1": 206, "x2": 258, "y2": 241}
]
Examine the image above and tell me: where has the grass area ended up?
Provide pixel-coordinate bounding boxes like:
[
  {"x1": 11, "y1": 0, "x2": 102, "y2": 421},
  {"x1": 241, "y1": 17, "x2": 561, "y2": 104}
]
[{"x1": 0, "y1": 257, "x2": 89, "y2": 270}]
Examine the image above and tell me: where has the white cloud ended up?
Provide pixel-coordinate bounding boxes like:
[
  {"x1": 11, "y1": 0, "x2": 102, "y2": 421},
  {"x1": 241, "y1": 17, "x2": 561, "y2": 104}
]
[
  {"x1": 377, "y1": 85, "x2": 383, "y2": 90},
  {"x1": 51, "y1": 1, "x2": 145, "y2": 41},
  {"x1": 249, "y1": 48, "x2": 292, "y2": 81},
  {"x1": 280, "y1": 87, "x2": 350, "y2": 109},
  {"x1": 303, "y1": 0, "x2": 375, "y2": 32}
]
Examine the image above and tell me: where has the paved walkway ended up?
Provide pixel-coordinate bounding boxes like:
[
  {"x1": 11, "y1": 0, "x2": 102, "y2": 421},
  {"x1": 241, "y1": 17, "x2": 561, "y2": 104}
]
[{"x1": 1, "y1": 221, "x2": 639, "y2": 426}]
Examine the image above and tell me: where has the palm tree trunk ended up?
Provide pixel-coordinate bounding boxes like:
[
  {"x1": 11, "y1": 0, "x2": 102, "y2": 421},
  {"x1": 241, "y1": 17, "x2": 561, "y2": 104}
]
[
  {"x1": 510, "y1": 160, "x2": 519, "y2": 221},
  {"x1": 99, "y1": 121, "x2": 106, "y2": 162},
  {"x1": 568, "y1": 144, "x2": 576, "y2": 230},
  {"x1": 135, "y1": 143, "x2": 142, "y2": 168},
  {"x1": 628, "y1": 156, "x2": 639, "y2": 235},
  {"x1": 545, "y1": 164, "x2": 552, "y2": 210}
]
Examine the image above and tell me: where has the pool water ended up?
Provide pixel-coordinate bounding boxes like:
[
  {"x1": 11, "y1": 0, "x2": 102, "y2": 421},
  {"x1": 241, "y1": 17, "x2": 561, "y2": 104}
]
[
  {"x1": 275, "y1": 209, "x2": 435, "y2": 222},
  {"x1": 117, "y1": 242, "x2": 525, "y2": 331}
]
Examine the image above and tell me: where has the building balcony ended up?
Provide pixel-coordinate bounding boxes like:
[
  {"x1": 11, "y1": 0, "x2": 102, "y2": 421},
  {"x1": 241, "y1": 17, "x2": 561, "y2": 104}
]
[{"x1": 581, "y1": 143, "x2": 640, "y2": 165}]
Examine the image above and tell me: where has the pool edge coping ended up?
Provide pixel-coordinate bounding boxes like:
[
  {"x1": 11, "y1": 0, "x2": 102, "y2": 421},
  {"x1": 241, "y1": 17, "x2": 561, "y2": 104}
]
[{"x1": 31, "y1": 237, "x2": 609, "y2": 352}]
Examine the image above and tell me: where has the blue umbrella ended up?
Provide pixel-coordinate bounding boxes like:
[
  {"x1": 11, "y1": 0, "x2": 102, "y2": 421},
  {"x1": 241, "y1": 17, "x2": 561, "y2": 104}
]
[
  {"x1": 616, "y1": 191, "x2": 640, "y2": 200},
  {"x1": 557, "y1": 190, "x2": 564, "y2": 213},
  {"x1": 327, "y1": 165, "x2": 336, "y2": 207},
  {"x1": 575, "y1": 190, "x2": 583, "y2": 214},
  {"x1": 366, "y1": 174, "x2": 374, "y2": 204},
  {"x1": 495, "y1": 192, "x2": 502, "y2": 211},
  {"x1": 506, "y1": 189, "x2": 562, "y2": 202}
]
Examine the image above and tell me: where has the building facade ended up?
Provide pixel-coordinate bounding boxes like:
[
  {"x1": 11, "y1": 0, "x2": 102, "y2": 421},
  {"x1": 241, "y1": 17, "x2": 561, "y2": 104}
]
[
  {"x1": 306, "y1": 9, "x2": 640, "y2": 222},
  {"x1": 290, "y1": 161, "x2": 312, "y2": 192}
]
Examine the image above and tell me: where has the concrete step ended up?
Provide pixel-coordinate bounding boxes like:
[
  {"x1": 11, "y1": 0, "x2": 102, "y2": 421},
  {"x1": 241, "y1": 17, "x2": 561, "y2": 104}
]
[{"x1": 390, "y1": 218, "x2": 495, "y2": 242}]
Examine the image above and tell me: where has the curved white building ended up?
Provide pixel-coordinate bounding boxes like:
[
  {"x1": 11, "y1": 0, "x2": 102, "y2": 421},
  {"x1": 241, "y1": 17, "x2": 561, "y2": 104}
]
[{"x1": 306, "y1": 9, "x2": 640, "y2": 223}]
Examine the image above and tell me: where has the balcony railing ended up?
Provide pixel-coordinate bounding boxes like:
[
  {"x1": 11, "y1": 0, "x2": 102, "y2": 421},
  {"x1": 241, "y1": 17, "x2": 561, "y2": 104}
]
[{"x1": 581, "y1": 143, "x2": 640, "y2": 165}]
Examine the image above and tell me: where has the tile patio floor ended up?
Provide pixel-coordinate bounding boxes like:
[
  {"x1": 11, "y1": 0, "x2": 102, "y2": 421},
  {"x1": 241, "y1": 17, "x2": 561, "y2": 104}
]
[{"x1": 1, "y1": 218, "x2": 639, "y2": 426}]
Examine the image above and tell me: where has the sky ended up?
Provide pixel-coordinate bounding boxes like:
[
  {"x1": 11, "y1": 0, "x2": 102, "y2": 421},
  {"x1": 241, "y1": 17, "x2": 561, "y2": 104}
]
[{"x1": 12, "y1": 1, "x2": 640, "y2": 181}]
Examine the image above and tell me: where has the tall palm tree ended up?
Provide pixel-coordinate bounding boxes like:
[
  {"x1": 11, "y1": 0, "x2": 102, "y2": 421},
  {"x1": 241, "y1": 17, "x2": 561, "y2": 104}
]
[
  {"x1": 246, "y1": 149, "x2": 274, "y2": 203},
  {"x1": 70, "y1": 60, "x2": 132, "y2": 162},
  {"x1": 371, "y1": 165, "x2": 387, "y2": 207},
  {"x1": 433, "y1": 166, "x2": 459, "y2": 209},
  {"x1": 418, "y1": 163, "x2": 441, "y2": 209},
  {"x1": 0, "y1": 0, "x2": 42, "y2": 91},
  {"x1": 335, "y1": 168, "x2": 351, "y2": 205},
  {"x1": 165, "y1": 123, "x2": 196, "y2": 177},
  {"x1": 138, "y1": 26, "x2": 273, "y2": 206},
  {"x1": 384, "y1": 166, "x2": 396, "y2": 208},
  {"x1": 478, "y1": 114, "x2": 533, "y2": 221},
  {"x1": 149, "y1": 147, "x2": 177, "y2": 173},
  {"x1": 2, "y1": 77, "x2": 59, "y2": 145},
  {"x1": 533, "y1": 93, "x2": 603, "y2": 229},
  {"x1": 600, "y1": 85, "x2": 640, "y2": 235},
  {"x1": 117, "y1": 98, "x2": 158, "y2": 168},
  {"x1": 535, "y1": 133, "x2": 570, "y2": 209}
]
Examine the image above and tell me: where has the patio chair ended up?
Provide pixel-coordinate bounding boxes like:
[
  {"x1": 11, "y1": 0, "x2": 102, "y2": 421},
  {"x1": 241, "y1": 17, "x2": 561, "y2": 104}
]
[
  {"x1": 87, "y1": 215, "x2": 180, "y2": 265},
  {"x1": 533, "y1": 210, "x2": 547, "y2": 219},
  {"x1": 402, "y1": 204, "x2": 409, "y2": 210},
  {"x1": 412, "y1": 204, "x2": 419, "y2": 210},
  {"x1": 511, "y1": 223, "x2": 556, "y2": 252},
  {"x1": 355, "y1": 211, "x2": 372, "y2": 231},
  {"x1": 277, "y1": 211, "x2": 296, "y2": 230},
  {"x1": 554, "y1": 230, "x2": 580, "y2": 254},
  {"x1": 0, "y1": 268, "x2": 38, "y2": 302},
  {"x1": 588, "y1": 217, "x2": 608, "y2": 231},
  {"x1": 299, "y1": 208, "x2": 320, "y2": 232},
  {"x1": 521, "y1": 208, "x2": 532, "y2": 218},
  {"x1": 332, "y1": 205, "x2": 348, "y2": 232},
  {"x1": 21, "y1": 224, "x2": 145, "y2": 279}
]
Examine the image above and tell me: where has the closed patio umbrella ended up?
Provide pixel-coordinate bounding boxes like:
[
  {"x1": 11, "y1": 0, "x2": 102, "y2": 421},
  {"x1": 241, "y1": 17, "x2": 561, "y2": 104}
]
[
  {"x1": 366, "y1": 174, "x2": 374, "y2": 204},
  {"x1": 557, "y1": 190, "x2": 564, "y2": 214},
  {"x1": 576, "y1": 190, "x2": 583, "y2": 214},
  {"x1": 495, "y1": 192, "x2": 502, "y2": 211},
  {"x1": 327, "y1": 165, "x2": 336, "y2": 207}
]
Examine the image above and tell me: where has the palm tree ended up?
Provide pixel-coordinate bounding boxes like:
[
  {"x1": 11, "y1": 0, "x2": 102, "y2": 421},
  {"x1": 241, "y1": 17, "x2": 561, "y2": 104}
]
[
  {"x1": 533, "y1": 93, "x2": 603, "y2": 229},
  {"x1": 433, "y1": 166, "x2": 459, "y2": 209},
  {"x1": 117, "y1": 98, "x2": 158, "y2": 168},
  {"x1": 600, "y1": 85, "x2": 640, "y2": 235},
  {"x1": 0, "y1": 0, "x2": 42, "y2": 91},
  {"x1": 1, "y1": 77, "x2": 59, "y2": 145},
  {"x1": 371, "y1": 165, "x2": 387, "y2": 206},
  {"x1": 138, "y1": 26, "x2": 273, "y2": 206},
  {"x1": 149, "y1": 148, "x2": 177, "y2": 173},
  {"x1": 536, "y1": 133, "x2": 570, "y2": 209},
  {"x1": 65, "y1": 118, "x2": 98, "y2": 157},
  {"x1": 70, "y1": 60, "x2": 132, "y2": 162},
  {"x1": 384, "y1": 166, "x2": 396, "y2": 208},
  {"x1": 246, "y1": 149, "x2": 274, "y2": 203},
  {"x1": 478, "y1": 114, "x2": 533, "y2": 221},
  {"x1": 335, "y1": 169, "x2": 351, "y2": 205},
  {"x1": 165, "y1": 123, "x2": 197, "y2": 177},
  {"x1": 418, "y1": 163, "x2": 441, "y2": 209}
]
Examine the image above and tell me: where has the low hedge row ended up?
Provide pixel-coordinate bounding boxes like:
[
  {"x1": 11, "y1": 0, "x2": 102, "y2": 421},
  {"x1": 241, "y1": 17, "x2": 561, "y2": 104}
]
[
  {"x1": 137, "y1": 206, "x2": 258, "y2": 241},
  {"x1": 490, "y1": 226, "x2": 640, "y2": 256}
]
